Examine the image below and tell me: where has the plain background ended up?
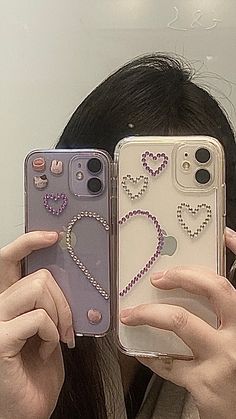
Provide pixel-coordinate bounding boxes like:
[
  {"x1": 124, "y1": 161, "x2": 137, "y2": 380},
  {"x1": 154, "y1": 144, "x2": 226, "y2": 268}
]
[{"x1": 1, "y1": 0, "x2": 235, "y2": 246}]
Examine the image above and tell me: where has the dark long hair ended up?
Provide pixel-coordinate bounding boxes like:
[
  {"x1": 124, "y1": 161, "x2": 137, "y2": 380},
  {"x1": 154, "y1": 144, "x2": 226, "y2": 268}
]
[{"x1": 52, "y1": 52, "x2": 236, "y2": 418}]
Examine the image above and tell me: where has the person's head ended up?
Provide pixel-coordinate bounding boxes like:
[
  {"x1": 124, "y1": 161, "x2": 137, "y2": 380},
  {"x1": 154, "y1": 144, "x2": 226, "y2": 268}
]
[
  {"x1": 57, "y1": 52, "x2": 236, "y2": 232},
  {"x1": 53, "y1": 52, "x2": 236, "y2": 419}
]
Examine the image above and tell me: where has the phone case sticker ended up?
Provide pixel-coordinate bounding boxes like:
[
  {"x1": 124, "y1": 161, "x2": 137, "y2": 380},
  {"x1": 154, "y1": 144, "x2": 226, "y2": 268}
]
[
  {"x1": 177, "y1": 203, "x2": 212, "y2": 238},
  {"x1": 121, "y1": 174, "x2": 149, "y2": 200},
  {"x1": 50, "y1": 160, "x2": 63, "y2": 175},
  {"x1": 66, "y1": 211, "x2": 110, "y2": 300},
  {"x1": 119, "y1": 209, "x2": 164, "y2": 296},
  {"x1": 32, "y1": 157, "x2": 46, "y2": 172},
  {"x1": 43, "y1": 193, "x2": 68, "y2": 215},
  {"x1": 33, "y1": 175, "x2": 48, "y2": 189},
  {"x1": 141, "y1": 151, "x2": 169, "y2": 177},
  {"x1": 87, "y1": 308, "x2": 102, "y2": 324}
]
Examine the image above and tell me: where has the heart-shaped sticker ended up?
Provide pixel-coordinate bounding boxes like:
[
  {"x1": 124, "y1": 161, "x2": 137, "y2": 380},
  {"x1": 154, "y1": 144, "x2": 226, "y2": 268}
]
[
  {"x1": 177, "y1": 203, "x2": 212, "y2": 238},
  {"x1": 43, "y1": 193, "x2": 68, "y2": 215},
  {"x1": 121, "y1": 174, "x2": 148, "y2": 200},
  {"x1": 141, "y1": 151, "x2": 168, "y2": 177},
  {"x1": 66, "y1": 211, "x2": 110, "y2": 300},
  {"x1": 119, "y1": 210, "x2": 164, "y2": 296}
]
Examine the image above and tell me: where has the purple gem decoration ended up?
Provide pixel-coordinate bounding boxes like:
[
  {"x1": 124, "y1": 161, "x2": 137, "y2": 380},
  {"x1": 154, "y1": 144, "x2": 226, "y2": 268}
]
[
  {"x1": 119, "y1": 210, "x2": 164, "y2": 297},
  {"x1": 141, "y1": 151, "x2": 168, "y2": 176},
  {"x1": 43, "y1": 193, "x2": 68, "y2": 216}
]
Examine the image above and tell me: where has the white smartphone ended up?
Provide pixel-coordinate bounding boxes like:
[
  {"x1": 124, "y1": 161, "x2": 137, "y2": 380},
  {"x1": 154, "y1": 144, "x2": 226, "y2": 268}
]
[{"x1": 114, "y1": 135, "x2": 225, "y2": 359}]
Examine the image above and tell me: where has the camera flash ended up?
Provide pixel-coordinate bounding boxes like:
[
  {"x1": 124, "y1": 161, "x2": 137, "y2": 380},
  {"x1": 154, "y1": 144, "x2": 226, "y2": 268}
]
[
  {"x1": 182, "y1": 161, "x2": 190, "y2": 171},
  {"x1": 76, "y1": 171, "x2": 84, "y2": 180}
]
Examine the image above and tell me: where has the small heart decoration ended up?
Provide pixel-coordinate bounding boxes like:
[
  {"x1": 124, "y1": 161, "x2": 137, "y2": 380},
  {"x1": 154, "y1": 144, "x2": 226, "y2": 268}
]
[
  {"x1": 141, "y1": 151, "x2": 168, "y2": 177},
  {"x1": 43, "y1": 193, "x2": 68, "y2": 215},
  {"x1": 121, "y1": 174, "x2": 148, "y2": 200},
  {"x1": 177, "y1": 203, "x2": 212, "y2": 238},
  {"x1": 66, "y1": 211, "x2": 110, "y2": 300},
  {"x1": 119, "y1": 210, "x2": 164, "y2": 296}
]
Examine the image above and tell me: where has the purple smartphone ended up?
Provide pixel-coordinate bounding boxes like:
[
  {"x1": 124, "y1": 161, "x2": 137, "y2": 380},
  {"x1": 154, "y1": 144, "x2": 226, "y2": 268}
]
[{"x1": 25, "y1": 149, "x2": 113, "y2": 337}]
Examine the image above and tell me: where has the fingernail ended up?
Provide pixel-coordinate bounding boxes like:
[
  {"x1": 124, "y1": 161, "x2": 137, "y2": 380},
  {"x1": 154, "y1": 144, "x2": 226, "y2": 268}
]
[
  {"x1": 151, "y1": 271, "x2": 165, "y2": 281},
  {"x1": 65, "y1": 326, "x2": 75, "y2": 349},
  {"x1": 45, "y1": 231, "x2": 58, "y2": 239},
  {"x1": 120, "y1": 308, "x2": 133, "y2": 319},
  {"x1": 225, "y1": 227, "x2": 236, "y2": 238}
]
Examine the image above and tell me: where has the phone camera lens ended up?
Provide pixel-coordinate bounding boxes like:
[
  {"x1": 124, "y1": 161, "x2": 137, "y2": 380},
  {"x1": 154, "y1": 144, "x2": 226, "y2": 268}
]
[
  {"x1": 87, "y1": 177, "x2": 103, "y2": 194},
  {"x1": 195, "y1": 169, "x2": 211, "y2": 185},
  {"x1": 87, "y1": 158, "x2": 102, "y2": 174},
  {"x1": 195, "y1": 148, "x2": 210, "y2": 164}
]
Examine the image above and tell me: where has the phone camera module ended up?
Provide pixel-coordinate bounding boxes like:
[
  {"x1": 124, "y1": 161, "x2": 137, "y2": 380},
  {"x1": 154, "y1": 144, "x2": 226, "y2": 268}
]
[
  {"x1": 195, "y1": 148, "x2": 211, "y2": 164},
  {"x1": 195, "y1": 169, "x2": 211, "y2": 185},
  {"x1": 87, "y1": 177, "x2": 103, "y2": 194},
  {"x1": 87, "y1": 158, "x2": 102, "y2": 174}
]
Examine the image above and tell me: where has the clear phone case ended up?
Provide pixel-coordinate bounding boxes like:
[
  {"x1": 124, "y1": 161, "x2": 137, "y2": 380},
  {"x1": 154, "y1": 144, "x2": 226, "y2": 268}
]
[
  {"x1": 114, "y1": 136, "x2": 225, "y2": 359},
  {"x1": 25, "y1": 149, "x2": 112, "y2": 337}
]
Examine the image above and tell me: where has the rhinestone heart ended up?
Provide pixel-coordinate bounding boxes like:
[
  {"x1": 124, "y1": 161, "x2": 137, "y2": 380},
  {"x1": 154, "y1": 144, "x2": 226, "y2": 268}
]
[
  {"x1": 141, "y1": 151, "x2": 168, "y2": 177},
  {"x1": 119, "y1": 210, "x2": 164, "y2": 296},
  {"x1": 66, "y1": 211, "x2": 110, "y2": 300},
  {"x1": 43, "y1": 193, "x2": 68, "y2": 216},
  {"x1": 177, "y1": 203, "x2": 212, "y2": 238},
  {"x1": 121, "y1": 174, "x2": 148, "y2": 200}
]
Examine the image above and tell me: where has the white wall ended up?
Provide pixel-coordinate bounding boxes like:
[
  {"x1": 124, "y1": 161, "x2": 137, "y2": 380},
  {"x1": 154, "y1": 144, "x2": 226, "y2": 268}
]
[{"x1": 1, "y1": 0, "x2": 235, "y2": 246}]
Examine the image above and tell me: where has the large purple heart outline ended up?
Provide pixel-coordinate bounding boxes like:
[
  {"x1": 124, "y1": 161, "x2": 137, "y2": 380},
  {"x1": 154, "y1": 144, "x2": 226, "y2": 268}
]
[
  {"x1": 43, "y1": 193, "x2": 68, "y2": 216},
  {"x1": 119, "y1": 210, "x2": 164, "y2": 296},
  {"x1": 141, "y1": 151, "x2": 168, "y2": 177}
]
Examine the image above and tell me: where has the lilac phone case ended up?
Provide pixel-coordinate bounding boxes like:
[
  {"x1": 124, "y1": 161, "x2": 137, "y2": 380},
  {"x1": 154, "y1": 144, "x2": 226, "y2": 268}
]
[{"x1": 25, "y1": 149, "x2": 112, "y2": 336}]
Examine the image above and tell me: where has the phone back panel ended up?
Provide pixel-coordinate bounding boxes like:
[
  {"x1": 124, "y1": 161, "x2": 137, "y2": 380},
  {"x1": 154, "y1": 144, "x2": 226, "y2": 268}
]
[
  {"x1": 115, "y1": 136, "x2": 225, "y2": 358},
  {"x1": 25, "y1": 149, "x2": 112, "y2": 336}
]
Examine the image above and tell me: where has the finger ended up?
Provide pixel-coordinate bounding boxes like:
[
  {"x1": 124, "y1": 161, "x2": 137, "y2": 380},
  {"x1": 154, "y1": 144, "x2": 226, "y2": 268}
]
[
  {"x1": 0, "y1": 231, "x2": 58, "y2": 263},
  {"x1": 151, "y1": 266, "x2": 236, "y2": 327},
  {"x1": 0, "y1": 269, "x2": 73, "y2": 344},
  {"x1": 120, "y1": 303, "x2": 217, "y2": 359},
  {"x1": 0, "y1": 309, "x2": 60, "y2": 361},
  {"x1": 225, "y1": 227, "x2": 236, "y2": 254},
  {"x1": 138, "y1": 356, "x2": 194, "y2": 389}
]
